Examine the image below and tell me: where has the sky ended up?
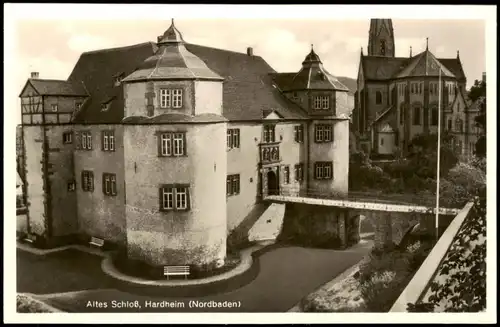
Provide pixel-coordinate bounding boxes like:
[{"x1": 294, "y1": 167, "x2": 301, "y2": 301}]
[{"x1": 6, "y1": 6, "x2": 489, "y2": 127}]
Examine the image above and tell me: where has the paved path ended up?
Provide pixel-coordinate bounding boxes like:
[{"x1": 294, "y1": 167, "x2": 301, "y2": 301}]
[{"x1": 17, "y1": 241, "x2": 373, "y2": 312}]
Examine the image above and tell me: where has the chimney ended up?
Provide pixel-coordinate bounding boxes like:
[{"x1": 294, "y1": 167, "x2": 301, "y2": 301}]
[
  {"x1": 482, "y1": 72, "x2": 486, "y2": 84},
  {"x1": 247, "y1": 47, "x2": 253, "y2": 56},
  {"x1": 31, "y1": 72, "x2": 39, "y2": 79}
]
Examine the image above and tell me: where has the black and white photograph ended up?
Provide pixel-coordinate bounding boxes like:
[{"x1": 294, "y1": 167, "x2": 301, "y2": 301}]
[{"x1": 4, "y1": 4, "x2": 496, "y2": 324}]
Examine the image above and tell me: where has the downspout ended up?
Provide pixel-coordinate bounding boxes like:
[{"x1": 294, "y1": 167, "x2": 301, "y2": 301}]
[
  {"x1": 41, "y1": 95, "x2": 53, "y2": 239},
  {"x1": 306, "y1": 119, "x2": 311, "y2": 194}
]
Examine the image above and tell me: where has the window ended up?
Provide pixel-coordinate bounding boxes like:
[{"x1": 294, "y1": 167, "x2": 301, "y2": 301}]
[
  {"x1": 283, "y1": 166, "x2": 290, "y2": 184},
  {"x1": 81, "y1": 131, "x2": 92, "y2": 150},
  {"x1": 455, "y1": 118, "x2": 464, "y2": 133},
  {"x1": 226, "y1": 175, "x2": 240, "y2": 196},
  {"x1": 102, "y1": 131, "x2": 115, "y2": 151},
  {"x1": 81, "y1": 170, "x2": 94, "y2": 192},
  {"x1": 63, "y1": 132, "x2": 73, "y2": 144},
  {"x1": 380, "y1": 40, "x2": 386, "y2": 55},
  {"x1": 67, "y1": 181, "x2": 76, "y2": 192},
  {"x1": 375, "y1": 91, "x2": 382, "y2": 105},
  {"x1": 159, "y1": 89, "x2": 183, "y2": 109},
  {"x1": 101, "y1": 103, "x2": 109, "y2": 112},
  {"x1": 294, "y1": 125, "x2": 304, "y2": 143},
  {"x1": 75, "y1": 102, "x2": 82, "y2": 111},
  {"x1": 102, "y1": 173, "x2": 117, "y2": 196},
  {"x1": 294, "y1": 163, "x2": 304, "y2": 182},
  {"x1": 315, "y1": 124, "x2": 333, "y2": 143},
  {"x1": 430, "y1": 83, "x2": 438, "y2": 95},
  {"x1": 412, "y1": 105, "x2": 421, "y2": 126},
  {"x1": 399, "y1": 104, "x2": 405, "y2": 125},
  {"x1": 313, "y1": 95, "x2": 330, "y2": 110},
  {"x1": 380, "y1": 137, "x2": 384, "y2": 146},
  {"x1": 430, "y1": 107, "x2": 439, "y2": 126},
  {"x1": 448, "y1": 119, "x2": 452, "y2": 130},
  {"x1": 158, "y1": 132, "x2": 186, "y2": 156},
  {"x1": 159, "y1": 185, "x2": 190, "y2": 211},
  {"x1": 51, "y1": 104, "x2": 58, "y2": 112},
  {"x1": 263, "y1": 125, "x2": 276, "y2": 143},
  {"x1": 315, "y1": 162, "x2": 333, "y2": 180},
  {"x1": 457, "y1": 103, "x2": 461, "y2": 112},
  {"x1": 227, "y1": 129, "x2": 240, "y2": 149}
]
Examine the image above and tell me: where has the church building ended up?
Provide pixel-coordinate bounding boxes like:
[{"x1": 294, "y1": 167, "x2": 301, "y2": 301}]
[
  {"x1": 18, "y1": 20, "x2": 351, "y2": 269},
  {"x1": 352, "y1": 19, "x2": 482, "y2": 158}
]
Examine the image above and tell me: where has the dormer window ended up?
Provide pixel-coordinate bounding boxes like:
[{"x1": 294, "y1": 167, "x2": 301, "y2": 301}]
[
  {"x1": 380, "y1": 40, "x2": 386, "y2": 55},
  {"x1": 51, "y1": 104, "x2": 58, "y2": 112},
  {"x1": 292, "y1": 92, "x2": 299, "y2": 100},
  {"x1": 160, "y1": 88, "x2": 183, "y2": 109},
  {"x1": 75, "y1": 102, "x2": 82, "y2": 110},
  {"x1": 101, "y1": 103, "x2": 110, "y2": 112},
  {"x1": 313, "y1": 95, "x2": 330, "y2": 110},
  {"x1": 317, "y1": 71, "x2": 325, "y2": 80}
]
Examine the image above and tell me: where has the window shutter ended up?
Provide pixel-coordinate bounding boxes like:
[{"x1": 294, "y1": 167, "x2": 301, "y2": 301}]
[
  {"x1": 186, "y1": 187, "x2": 191, "y2": 210},
  {"x1": 102, "y1": 173, "x2": 106, "y2": 194},
  {"x1": 157, "y1": 134, "x2": 162, "y2": 156},
  {"x1": 81, "y1": 171, "x2": 85, "y2": 190},
  {"x1": 158, "y1": 187, "x2": 163, "y2": 211},
  {"x1": 75, "y1": 132, "x2": 81, "y2": 150},
  {"x1": 90, "y1": 171, "x2": 94, "y2": 191},
  {"x1": 183, "y1": 133, "x2": 187, "y2": 156}
]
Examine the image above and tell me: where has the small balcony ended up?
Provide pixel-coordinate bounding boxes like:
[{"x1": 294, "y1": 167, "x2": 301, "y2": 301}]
[{"x1": 259, "y1": 143, "x2": 281, "y2": 164}]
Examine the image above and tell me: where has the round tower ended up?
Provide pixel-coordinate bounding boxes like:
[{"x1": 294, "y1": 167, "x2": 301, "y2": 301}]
[{"x1": 122, "y1": 19, "x2": 228, "y2": 270}]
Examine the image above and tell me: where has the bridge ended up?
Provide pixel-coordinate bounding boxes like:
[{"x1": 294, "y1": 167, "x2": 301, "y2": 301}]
[{"x1": 263, "y1": 188, "x2": 462, "y2": 249}]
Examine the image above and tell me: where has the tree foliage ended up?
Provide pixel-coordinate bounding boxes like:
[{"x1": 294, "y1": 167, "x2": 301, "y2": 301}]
[
  {"x1": 407, "y1": 190, "x2": 486, "y2": 312},
  {"x1": 468, "y1": 78, "x2": 486, "y2": 158}
]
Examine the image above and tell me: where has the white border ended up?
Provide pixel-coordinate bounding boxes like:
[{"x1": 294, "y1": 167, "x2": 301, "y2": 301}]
[{"x1": 4, "y1": 4, "x2": 497, "y2": 324}]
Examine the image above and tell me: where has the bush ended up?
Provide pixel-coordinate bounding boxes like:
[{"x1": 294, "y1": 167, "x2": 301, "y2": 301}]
[
  {"x1": 17, "y1": 294, "x2": 58, "y2": 313},
  {"x1": 357, "y1": 239, "x2": 434, "y2": 312}
]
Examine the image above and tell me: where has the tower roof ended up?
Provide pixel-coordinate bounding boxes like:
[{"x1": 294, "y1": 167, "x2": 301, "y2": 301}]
[
  {"x1": 123, "y1": 19, "x2": 223, "y2": 82},
  {"x1": 285, "y1": 47, "x2": 349, "y2": 91},
  {"x1": 395, "y1": 47, "x2": 455, "y2": 78}
]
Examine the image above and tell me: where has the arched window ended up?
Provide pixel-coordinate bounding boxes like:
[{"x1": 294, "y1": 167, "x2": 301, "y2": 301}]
[
  {"x1": 380, "y1": 40, "x2": 386, "y2": 55},
  {"x1": 375, "y1": 91, "x2": 382, "y2": 105},
  {"x1": 430, "y1": 106, "x2": 439, "y2": 126},
  {"x1": 412, "y1": 104, "x2": 422, "y2": 126}
]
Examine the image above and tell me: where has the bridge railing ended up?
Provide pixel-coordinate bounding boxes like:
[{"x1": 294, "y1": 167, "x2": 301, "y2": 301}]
[{"x1": 275, "y1": 186, "x2": 438, "y2": 207}]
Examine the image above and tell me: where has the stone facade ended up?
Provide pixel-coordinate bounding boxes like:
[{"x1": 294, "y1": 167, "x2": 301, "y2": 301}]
[{"x1": 18, "y1": 20, "x2": 352, "y2": 268}]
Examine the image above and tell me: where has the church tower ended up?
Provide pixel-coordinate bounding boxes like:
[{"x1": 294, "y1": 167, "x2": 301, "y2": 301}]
[{"x1": 368, "y1": 19, "x2": 395, "y2": 57}]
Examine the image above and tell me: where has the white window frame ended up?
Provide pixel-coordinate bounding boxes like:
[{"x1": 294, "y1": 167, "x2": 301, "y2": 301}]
[
  {"x1": 160, "y1": 89, "x2": 172, "y2": 108},
  {"x1": 63, "y1": 132, "x2": 72, "y2": 144},
  {"x1": 232, "y1": 129, "x2": 239, "y2": 148},
  {"x1": 172, "y1": 89, "x2": 183, "y2": 108},
  {"x1": 104, "y1": 175, "x2": 111, "y2": 194},
  {"x1": 109, "y1": 133, "x2": 115, "y2": 151},
  {"x1": 161, "y1": 133, "x2": 173, "y2": 156},
  {"x1": 86, "y1": 133, "x2": 92, "y2": 150},
  {"x1": 313, "y1": 96, "x2": 322, "y2": 109},
  {"x1": 162, "y1": 187, "x2": 174, "y2": 210},
  {"x1": 173, "y1": 133, "x2": 184, "y2": 156},
  {"x1": 176, "y1": 187, "x2": 188, "y2": 210},
  {"x1": 103, "y1": 134, "x2": 109, "y2": 151},
  {"x1": 321, "y1": 96, "x2": 329, "y2": 109},
  {"x1": 315, "y1": 125, "x2": 324, "y2": 142}
]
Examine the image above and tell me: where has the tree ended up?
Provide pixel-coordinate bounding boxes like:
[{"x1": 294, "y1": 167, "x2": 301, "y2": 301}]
[{"x1": 468, "y1": 79, "x2": 486, "y2": 158}]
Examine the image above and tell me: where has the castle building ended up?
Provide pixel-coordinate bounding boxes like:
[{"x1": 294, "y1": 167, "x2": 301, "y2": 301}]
[
  {"x1": 353, "y1": 19, "x2": 482, "y2": 158},
  {"x1": 18, "y1": 20, "x2": 351, "y2": 268}
]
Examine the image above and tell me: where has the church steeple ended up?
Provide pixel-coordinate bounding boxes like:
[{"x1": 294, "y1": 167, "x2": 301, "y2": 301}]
[{"x1": 368, "y1": 19, "x2": 395, "y2": 57}]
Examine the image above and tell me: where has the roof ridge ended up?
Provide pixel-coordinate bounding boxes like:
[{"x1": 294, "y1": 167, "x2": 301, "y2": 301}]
[
  {"x1": 29, "y1": 78, "x2": 71, "y2": 82},
  {"x1": 82, "y1": 41, "x2": 155, "y2": 55},
  {"x1": 185, "y1": 43, "x2": 264, "y2": 58}
]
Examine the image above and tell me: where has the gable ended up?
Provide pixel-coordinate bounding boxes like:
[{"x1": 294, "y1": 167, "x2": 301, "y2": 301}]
[
  {"x1": 263, "y1": 110, "x2": 284, "y2": 120},
  {"x1": 19, "y1": 81, "x2": 39, "y2": 98}
]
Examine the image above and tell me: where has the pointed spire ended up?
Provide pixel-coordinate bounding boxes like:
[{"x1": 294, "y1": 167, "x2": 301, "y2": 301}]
[
  {"x1": 426, "y1": 37, "x2": 429, "y2": 51},
  {"x1": 410, "y1": 46, "x2": 412, "y2": 58},
  {"x1": 457, "y1": 50, "x2": 460, "y2": 60},
  {"x1": 157, "y1": 18, "x2": 184, "y2": 45},
  {"x1": 311, "y1": 44, "x2": 314, "y2": 51},
  {"x1": 361, "y1": 46, "x2": 364, "y2": 56}
]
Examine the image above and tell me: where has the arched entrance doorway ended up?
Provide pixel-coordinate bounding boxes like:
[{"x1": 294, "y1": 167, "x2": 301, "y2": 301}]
[{"x1": 267, "y1": 170, "x2": 279, "y2": 195}]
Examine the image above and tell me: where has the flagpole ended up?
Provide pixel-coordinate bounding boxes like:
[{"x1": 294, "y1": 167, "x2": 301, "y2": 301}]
[{"x1": 435, "y1": 68, "x2": 442, "y2": 242}]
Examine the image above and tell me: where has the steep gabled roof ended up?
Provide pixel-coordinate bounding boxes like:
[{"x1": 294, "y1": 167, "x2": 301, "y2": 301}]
[
  {"x1": 69, "y1": 42, "x2": 158, "y2": 123},
  {"x1": 20, "y1": 79, "x2": 88, "y2": 97},
  {"x1": 68, "y1": 41, "x2": 308, "y2": 123},
  {"x1": 439, "y1": 58, "x2": 466, "y2": 81},
  {"x1": 395, "y1": 49, "x2": 455, "y2": 78},
  {"x1": 361, "y1": 56, "x2": 410, "y2": 80}
]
